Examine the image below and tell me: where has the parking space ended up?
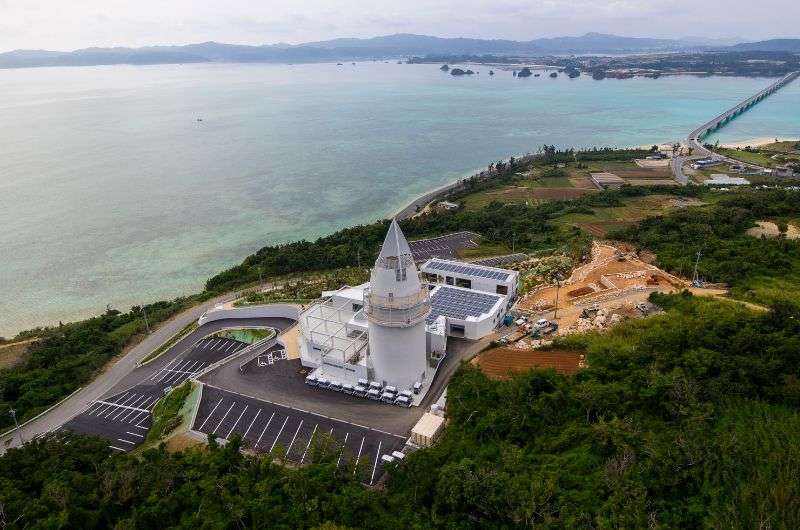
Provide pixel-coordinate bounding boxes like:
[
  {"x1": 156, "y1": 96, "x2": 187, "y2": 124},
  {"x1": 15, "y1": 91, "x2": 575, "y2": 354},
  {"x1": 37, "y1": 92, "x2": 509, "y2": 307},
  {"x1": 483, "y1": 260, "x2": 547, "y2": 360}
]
[
  {"x1": 63, "y1": 387, "x2": 159, "y2": 452},
  {"x1": 409, "y1": 231, "x2": 479, "y2": 262},
  {"x1": 239, "y1": 343, "x2": 288, "y2": 373},
  {"x1": 194, "y1": 385, "x2": 406, "y2": 485}
]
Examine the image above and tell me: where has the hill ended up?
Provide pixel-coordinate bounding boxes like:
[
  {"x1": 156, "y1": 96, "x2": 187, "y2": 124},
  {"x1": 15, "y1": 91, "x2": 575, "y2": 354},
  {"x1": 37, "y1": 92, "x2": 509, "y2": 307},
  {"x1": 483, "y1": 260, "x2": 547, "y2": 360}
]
[{"x1": 730, "y1": 38, "x2": 800, "y2": 52}]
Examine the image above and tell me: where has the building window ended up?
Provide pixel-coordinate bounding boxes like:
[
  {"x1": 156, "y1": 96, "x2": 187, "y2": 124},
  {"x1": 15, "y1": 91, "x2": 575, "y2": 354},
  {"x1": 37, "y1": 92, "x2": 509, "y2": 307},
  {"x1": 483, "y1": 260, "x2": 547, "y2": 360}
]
[
  {"x1": 445, "y1": 276, "x2": 454, "y2": 285},
  {"x1": 352, "y1": 303, "x2": 363, "y2": 312},
  {"x1": 455, "y1": 278, "x2": 472, "y2": 289},
  {"x1": 496, "y1": 285, "x2": 508, "y2": 295}
]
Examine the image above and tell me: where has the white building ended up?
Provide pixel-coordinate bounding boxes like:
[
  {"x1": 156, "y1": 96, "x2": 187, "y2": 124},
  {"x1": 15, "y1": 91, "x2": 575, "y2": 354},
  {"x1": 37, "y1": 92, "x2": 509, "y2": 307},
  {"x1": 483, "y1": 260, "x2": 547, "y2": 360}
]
[
  {"x1": 297, "y1": 221, "x2": 515, "y2": 396},
  {"x1": 420, "y1": 258, "x2": 518, "y2": 298},
  {"x1": 704, "y1": 174, "x2": 750, "y2": 186}
]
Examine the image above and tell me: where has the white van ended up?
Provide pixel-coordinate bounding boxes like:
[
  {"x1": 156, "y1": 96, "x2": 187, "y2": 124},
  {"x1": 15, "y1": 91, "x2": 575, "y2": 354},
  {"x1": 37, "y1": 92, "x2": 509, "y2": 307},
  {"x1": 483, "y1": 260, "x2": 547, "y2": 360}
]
[
  {"x1": 317, "y1": 378, "x2": 330, "y2": 389},
  {"x1": 305, "y1": 375, "x2": 318, "y2": 386},
  {"x1": 398, "y1": 390, "x2": 413, "y2": 400},
  {"x1": 353, "y1": 385, "x2": 367, "y2": 398},
  {"x1": 394, "y1": 395, "x2": 411, "y2": 407},
  {"x1": 380, "y1": 454, "x2": 395, "y2": 464},
  {"x1": 391, "y1": 451, "x2": 406, "y2": 460},
  {"x1": 366, "y1": 388, "x2": 381, "y2": 400},
  {"x1": 357, "y1": 378, "x2": 369, "y2": 388},
  {"x1": 329, "y1": 381, "x2": 342, "y2": 392},
  {"x1": 341, "y1": 383, "x2": 354, "y2": 395},
  {"x1": 368, "y1": 381, "x2": 383, "y2": 392},
  {"x1": 412, "y1": 382, "x2": 422, "y2": 394},
  {"x1": 384, "y1": 386, "x2": 398, "y2": 395},
  {"x1": 381, "y1": 392, "x2": 396, "y2": 403}
]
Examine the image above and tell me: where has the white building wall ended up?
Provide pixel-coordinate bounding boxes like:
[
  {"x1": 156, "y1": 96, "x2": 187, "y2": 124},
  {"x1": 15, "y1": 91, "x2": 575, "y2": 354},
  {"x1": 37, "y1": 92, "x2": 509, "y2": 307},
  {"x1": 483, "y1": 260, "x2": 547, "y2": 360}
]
[{"x1": 369, "y1": 319, "x2": 428, "y2": 389}]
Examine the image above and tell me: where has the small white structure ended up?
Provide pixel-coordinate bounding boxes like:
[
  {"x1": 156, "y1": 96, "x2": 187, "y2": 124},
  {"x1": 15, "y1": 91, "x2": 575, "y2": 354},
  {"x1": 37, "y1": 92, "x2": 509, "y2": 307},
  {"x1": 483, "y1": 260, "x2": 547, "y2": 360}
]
[
  {"x1": 410, "y1": 412, "x2": 446, "y2": 447},
  {"x1": 704, "y1": 174, "x2": 750, "y2": 186},
  {"x1": 420, "y1": 258, "x2": 518, "y2": 298},
  {"x1": 590, "y1": 172, "x2": 625, "y2": 189}
]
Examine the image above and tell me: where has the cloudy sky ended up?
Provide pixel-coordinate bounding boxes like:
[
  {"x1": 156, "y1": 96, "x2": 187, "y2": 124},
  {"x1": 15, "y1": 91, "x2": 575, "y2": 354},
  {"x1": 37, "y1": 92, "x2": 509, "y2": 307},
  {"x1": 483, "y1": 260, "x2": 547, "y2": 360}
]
[{"x1": 1, "y1": 0, "x2": 797, "y2": 52}]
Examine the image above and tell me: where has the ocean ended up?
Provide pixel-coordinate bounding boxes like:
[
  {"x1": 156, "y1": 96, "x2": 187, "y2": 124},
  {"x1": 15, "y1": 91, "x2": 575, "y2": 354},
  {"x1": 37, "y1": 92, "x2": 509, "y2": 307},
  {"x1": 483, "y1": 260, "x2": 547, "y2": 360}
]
[{"x1": 0, "y1": 62, "x2": 797, "y2": 335}]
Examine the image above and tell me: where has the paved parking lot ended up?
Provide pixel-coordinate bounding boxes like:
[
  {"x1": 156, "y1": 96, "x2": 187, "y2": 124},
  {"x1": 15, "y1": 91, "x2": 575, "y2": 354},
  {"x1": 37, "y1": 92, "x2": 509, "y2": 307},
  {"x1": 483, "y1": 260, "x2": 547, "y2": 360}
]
[
  {"x1": 409, "y1": 231, "x2": 479, "y2": 262},
  {"x1": 63, "y1": 335, "x2": 253, "y2": 451},
  {"x1": 194, "y1": 385, "x2": 406, "y2": 485},
  {"x1": 63, "y1": 387, "x2": 159, "y2": 452}
]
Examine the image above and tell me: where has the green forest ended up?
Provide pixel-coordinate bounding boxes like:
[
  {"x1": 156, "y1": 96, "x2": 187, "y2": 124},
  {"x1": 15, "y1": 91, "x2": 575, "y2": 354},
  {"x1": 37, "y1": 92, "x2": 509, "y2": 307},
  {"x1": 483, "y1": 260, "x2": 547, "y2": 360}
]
[
  {"x1": 2, "y1": 150, "x2": 800, "y2": 527},
  {"x1": 2, "y1": 293, "x2": 798, "y2": 528}
]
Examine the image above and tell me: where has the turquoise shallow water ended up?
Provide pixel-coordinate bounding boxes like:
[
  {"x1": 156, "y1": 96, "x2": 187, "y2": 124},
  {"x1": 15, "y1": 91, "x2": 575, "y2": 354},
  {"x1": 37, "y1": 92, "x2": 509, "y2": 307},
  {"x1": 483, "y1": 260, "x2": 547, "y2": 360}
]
[{"x1": 0, "y1": 62, "x2": 798, "y2": 335}]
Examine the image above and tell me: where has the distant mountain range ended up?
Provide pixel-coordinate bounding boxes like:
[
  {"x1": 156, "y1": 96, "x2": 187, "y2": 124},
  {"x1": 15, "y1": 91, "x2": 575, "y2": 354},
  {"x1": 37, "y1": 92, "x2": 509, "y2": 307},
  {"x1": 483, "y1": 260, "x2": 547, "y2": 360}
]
[{"x1": 1, "y1": 33, "x2": 798, "y2": 69}]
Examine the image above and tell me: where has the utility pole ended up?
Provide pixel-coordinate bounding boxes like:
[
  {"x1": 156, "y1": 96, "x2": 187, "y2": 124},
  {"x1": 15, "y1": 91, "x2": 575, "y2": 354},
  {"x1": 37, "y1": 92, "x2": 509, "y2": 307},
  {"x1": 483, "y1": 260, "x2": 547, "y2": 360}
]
[
  {"x1": 357, "y1": 248, "x2": 361, "y2": 269},
  {"x1": 553, "y1": 273, "x2": 563, "y2": 320},
  {"x1": 9, "y1": 407, "x2": 24, "y2": 445},
  {"x1": 512, "y1": 233, "x2": 516, "y2": 253},
  {"x1": 141, "y1": 306, "x2": 150, "y2": 334},
  {"x1": 692, "y1": 249, "x2": 702, "y2": 287},
  {"x1": 258, "y1": 266, "x2": 263, "y2": 286}
]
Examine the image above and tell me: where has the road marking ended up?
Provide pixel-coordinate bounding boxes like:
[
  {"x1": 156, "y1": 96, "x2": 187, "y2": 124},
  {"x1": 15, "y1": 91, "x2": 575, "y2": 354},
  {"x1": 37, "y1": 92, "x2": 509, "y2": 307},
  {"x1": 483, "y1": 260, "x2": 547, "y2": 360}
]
[
  {"x1": 270, "y1": 416, "x2": 289, "y2": 452},
  {"x1": 150, "y1": 357, "x2": 179, "y2": 381},
  {"x1": 111, "y1": 395, "x2": 148, "y2": 420},
  {"x1": 103, "y1": 394, "x2": 139, "y2": 418},
  {"x1": 109, "y1": 446, "x2": 127, "y2": 452},
  {"x1": 300, "y1": 424, "x2": 318, "y2": 464},
  {"x1": 336, "y1": 432, "x2": 349, "y2": 469},
  {"x1": 242, "y1": 409, "x2": 262, "y2": 439},
  {"x1": 125, "y1": 432, "x2": 145, "y2": 438},
  {"x1": 118, "y1": 438, "x2": 137, "y2": 445},
  {"x1": 122, "y1": 397, "x2": 153, "y2": 422},
  {"x1": 197, "y1": 398, "x2": 223, "y2": 431},
  {"x1": 155, "y1": 360, "x2": 187, "y2": 382},
  {"x1": 226, "y1": 405, "x2": 249, "y2": 439},
  {"x1": 92, "y1": 392, "x2": 129, "y2": 415},
  {"x1": 370, "y1": 440, "x2": 382, "y2": 485},
  {"x1": 211, "y1": 402, "x2": 236, "y2": 436},
  {"x1": 353, "y1": 436, "x2": 365, "y2": 476},
  {"x1": 223, "y1": 342, "x2": 234, "y2": 353},
  {"x1": 96, "y1": 397, "x2": 151, "y2": 415},
  {"x1": 254, "y1": 412, "x2": 275, "y2": 448},
  {"x1": 285, "y1": 420, "x2": 304, "y2": 457}
]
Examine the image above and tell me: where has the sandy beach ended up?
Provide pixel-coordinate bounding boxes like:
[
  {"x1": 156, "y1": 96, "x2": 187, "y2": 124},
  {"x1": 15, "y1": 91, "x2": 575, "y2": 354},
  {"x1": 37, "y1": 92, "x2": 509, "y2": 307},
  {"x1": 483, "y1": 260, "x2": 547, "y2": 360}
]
[{"x1": 720, "y1": 137, "x2": 800, "y2": 149}]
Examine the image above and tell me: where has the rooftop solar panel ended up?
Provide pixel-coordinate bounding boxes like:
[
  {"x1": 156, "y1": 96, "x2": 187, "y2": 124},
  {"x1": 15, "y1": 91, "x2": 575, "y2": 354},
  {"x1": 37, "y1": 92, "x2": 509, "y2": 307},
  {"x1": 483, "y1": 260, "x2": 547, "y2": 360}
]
[
  {"x1": 426, "y1": 285, "x2": 503, "y2": 324},
  {"x1": 424, "y1": 259, "x2": 512, "y2": 282}
]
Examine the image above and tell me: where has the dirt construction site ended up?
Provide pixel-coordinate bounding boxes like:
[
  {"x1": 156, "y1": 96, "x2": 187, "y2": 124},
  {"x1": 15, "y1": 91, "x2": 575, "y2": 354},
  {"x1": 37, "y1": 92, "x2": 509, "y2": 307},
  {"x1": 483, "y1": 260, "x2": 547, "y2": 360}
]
[{"x1": 515, "y1": 242, "x2": 689, "y2": 334}]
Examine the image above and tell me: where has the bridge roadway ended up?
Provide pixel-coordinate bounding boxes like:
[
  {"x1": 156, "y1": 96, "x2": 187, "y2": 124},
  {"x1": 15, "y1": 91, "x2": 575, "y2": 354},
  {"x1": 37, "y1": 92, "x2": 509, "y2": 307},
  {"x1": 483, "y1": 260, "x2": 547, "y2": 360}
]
[{"x1": 673, "y1": 71, "x2": 799, "y2": 184}]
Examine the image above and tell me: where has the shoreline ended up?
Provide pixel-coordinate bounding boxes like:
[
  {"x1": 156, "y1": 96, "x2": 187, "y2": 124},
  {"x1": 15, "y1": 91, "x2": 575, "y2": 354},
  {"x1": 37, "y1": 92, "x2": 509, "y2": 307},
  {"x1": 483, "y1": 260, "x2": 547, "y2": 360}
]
[{"x1": 719, "y1": 137, "x2": 800, "y2": 149}]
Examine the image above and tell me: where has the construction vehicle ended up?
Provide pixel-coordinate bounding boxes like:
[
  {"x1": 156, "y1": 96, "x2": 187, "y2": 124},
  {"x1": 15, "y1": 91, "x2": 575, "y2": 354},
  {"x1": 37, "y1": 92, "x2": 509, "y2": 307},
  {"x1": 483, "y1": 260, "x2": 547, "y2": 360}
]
[
  {"x1": 530, "y1": 320, "x2": 558, "y2": 337},
  {"x1": 580, "y1": 304, "x2": 600, "y2": 318}
]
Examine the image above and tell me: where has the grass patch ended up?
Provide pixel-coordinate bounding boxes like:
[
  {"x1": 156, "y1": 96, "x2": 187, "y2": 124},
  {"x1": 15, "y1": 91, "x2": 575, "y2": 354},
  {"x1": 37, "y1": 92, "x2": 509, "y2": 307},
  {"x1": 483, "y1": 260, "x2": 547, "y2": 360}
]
[
  {"x1": 211, "y1": 327, "x2": 275, "y2": 345},
  {"x1": 140, "y1": 320, "x2": 198, "y2": 365},
  {"x1": 143, "y1": 382, "x2": 193, "y2": 446}
]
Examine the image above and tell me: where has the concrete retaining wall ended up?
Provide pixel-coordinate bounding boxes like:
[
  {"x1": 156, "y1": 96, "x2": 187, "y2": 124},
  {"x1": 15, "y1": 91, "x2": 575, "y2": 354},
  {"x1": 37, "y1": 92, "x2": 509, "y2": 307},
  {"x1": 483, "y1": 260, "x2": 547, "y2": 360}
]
[{"x1": 198, "y1": 304, "x2": 300, "y2": 326}]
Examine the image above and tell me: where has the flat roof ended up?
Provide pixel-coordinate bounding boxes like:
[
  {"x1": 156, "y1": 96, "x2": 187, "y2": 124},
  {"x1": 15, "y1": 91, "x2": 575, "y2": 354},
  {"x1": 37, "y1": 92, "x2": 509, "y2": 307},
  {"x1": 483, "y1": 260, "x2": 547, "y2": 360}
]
[
  {"x1": 422, "y1": 258, "x2": 514, "y2": 282},
  {"x1": 412, "y1": 412, "x2": 445, "y2": 438},
  {"x1": 427, "y1": 285, "x2": 503, "y2": 324}
]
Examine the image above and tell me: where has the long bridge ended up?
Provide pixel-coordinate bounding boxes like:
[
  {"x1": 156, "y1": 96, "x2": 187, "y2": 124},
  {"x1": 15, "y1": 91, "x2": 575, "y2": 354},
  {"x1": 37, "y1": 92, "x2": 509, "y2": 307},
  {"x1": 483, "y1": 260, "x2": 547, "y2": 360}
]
[{"x1": 673, "y1": 70, "x2": 799, "y2": 183}]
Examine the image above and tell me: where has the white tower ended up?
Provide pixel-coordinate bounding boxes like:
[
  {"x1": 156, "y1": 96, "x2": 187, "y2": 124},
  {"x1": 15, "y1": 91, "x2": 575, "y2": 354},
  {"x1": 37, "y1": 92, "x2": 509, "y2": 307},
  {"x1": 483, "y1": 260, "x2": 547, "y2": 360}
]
[{"x1": 365, "y1": 219, "x2": 430, "y2": 389}]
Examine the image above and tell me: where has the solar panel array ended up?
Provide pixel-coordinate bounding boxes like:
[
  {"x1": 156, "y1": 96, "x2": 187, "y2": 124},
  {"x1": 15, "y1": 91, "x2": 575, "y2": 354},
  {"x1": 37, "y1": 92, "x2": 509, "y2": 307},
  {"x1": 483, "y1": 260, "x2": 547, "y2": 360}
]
[
  {"x1": 424, "y1": 259, "x2": 511, "y2": 282},
  {"x1": 427, "y1": 286, "x2": 502, "y2": 324}
]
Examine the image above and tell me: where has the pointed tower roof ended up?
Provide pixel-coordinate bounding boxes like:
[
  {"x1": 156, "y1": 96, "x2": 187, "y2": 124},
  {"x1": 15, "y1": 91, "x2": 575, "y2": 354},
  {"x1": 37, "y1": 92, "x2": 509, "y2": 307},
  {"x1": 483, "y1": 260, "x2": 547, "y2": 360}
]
[{"x1": 378, "y1": 219, "x2": 412, "y2": 260}]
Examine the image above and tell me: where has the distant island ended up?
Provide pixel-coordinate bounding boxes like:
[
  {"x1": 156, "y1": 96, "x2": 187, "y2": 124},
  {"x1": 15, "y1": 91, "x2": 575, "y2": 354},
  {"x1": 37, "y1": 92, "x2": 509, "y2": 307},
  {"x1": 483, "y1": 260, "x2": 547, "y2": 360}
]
[{"x1": 1, "y1": 33, "x2": 800, "y2": 69}]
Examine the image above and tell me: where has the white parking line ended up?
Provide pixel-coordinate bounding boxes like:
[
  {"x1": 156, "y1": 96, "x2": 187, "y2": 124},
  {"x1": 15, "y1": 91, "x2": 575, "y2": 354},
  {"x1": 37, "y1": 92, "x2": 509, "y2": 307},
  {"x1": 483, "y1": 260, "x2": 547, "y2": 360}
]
[
  {"x1": 353, "y1": 436, "x2": 365, "y2": 476},
  {"x1": 150, "y1": 357, "x2": 179, "y2": 381},
  {"x1": 155, "y1": 359, "x2": 188, "y2": 383},
  {"x1": 226, "y1": 405, "x2": 249, "y2": 439},
  {"x1": 223, "y1": 342, "x2": 235, "y2": 353},
  {"x1": 254, "y1": 412, "x2": 275, "y2": 448},
  {"x1": 103, "y1": 394, "x2": 138, "y2": 418},
  {"x1": 242, "y1": 409, "x2": 262, "y2": 439},
  {"x1": 336, "y1": 432, "x2": 349, "y2": 469},
  {"x1": 121, "y1": 397, "x2": 153, "y2": 422},
  {"x1": 285, "y1": 420, "x2": 304, "y2": 457},
  {"x1": 91, "y1": 392, "x2": 129, "y2": 415},
  {"x1": 197, "y1": 399, "x2": 224, "y2": 431},
  {"x1": 109, "y1": 446, "x2": 126, "y2": 452},
  {"x1": 118, "y1": 438, "x2": 137, "y2": 445},
  {"x1": 110, "y1": 395, "x2": 144, "y2": 420},
  {"x1": 300, "y1": 424, "x2": 318, "y2": 464},
  {"x1": 211, "y1": 402, "x2": 236, "y2": 435},
  {"x1": 113, "y1": 394, "x2": 149, "y2": 420},
  {"x1": 370, "y1": 440, "x2": 382, "y2": 485},
  {"x1": 126, "y1": 432, "x2": 145, "y2": 438},
  {"x1": 270, "y1": 417, "x2": 289, "y2": 452}
]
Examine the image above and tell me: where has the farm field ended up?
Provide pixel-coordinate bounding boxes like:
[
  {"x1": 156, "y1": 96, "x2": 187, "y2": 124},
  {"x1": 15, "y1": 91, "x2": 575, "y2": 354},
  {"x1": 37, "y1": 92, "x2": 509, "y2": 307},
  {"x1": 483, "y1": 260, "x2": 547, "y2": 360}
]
[{"x1": 473, "y1": 347, "x2": 584, "y2": 380}]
